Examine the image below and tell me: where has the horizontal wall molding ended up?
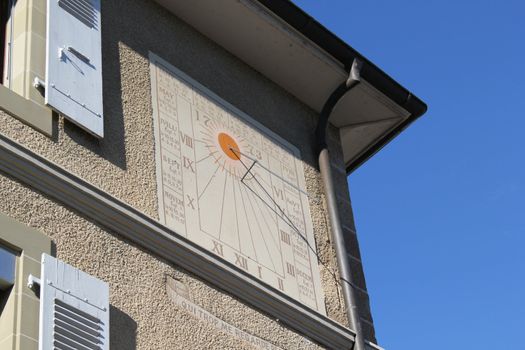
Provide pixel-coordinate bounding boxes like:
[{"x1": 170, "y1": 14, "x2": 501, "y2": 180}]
[{"x1": 0, "y1": 134, "x2": 356, "y2": 349}]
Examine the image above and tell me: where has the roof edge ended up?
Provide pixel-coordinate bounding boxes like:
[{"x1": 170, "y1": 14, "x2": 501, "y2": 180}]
[{"x1": 256, "y1": 0, "x2": 428, "y2": 173}]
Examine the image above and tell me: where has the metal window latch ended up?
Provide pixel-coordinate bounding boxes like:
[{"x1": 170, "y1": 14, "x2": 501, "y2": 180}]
[
  {"x1": 33, "y1": 76, "x2": 46, "y2": 90},
  {"x1": 59, "y1": 46, "x2": 91, "y2": 64},
  {"x1": 27, "y1": 274, "x2": 41, "y2": 291}
]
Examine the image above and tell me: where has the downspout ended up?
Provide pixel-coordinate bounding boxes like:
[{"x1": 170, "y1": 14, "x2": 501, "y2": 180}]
[{"x1": 316, "y1": 58, "x2": 365, "y2": 350}]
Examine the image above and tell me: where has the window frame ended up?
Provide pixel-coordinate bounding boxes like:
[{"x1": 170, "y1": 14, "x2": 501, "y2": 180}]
[
  {"x1": 0, "y1": 0, "x2": 53, "y2": 136},
  {"x1": 0, "y1": 212, "x2": 51, "y2": 350}
]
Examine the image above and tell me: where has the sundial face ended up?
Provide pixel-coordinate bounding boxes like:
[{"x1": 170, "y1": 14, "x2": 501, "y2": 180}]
[{"x1": 149, "y1": 53, "x2": 325, "y2": 314}]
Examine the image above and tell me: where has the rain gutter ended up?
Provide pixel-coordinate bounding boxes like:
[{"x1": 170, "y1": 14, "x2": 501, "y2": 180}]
[{"x1": 257, "y1": 0, "x2": 428, "y2": 173}]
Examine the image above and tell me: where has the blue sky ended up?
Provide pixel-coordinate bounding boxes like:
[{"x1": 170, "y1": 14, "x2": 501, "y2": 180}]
[{"x1": 293, "y1": 1, "x2": 525, "y2": 349}]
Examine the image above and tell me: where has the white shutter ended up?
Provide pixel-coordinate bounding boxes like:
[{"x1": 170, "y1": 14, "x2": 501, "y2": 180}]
[
  {"x1": 45, "y1": 0, "x2": 104, "y2": 137},
  {"x1": 38, "y1": 253, "x2": 109, "y2": 350}
]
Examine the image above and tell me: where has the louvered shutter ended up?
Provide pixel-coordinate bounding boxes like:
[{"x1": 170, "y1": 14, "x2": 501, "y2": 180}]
[
  {"x1": 45, "y1": 0, "x2": 104, "y2": 137},
  {"x1": 38, "y1": 254, "x2": 109, "y2": 350}
]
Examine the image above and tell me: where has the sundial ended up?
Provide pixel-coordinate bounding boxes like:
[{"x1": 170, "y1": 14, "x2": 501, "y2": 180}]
[{"x1": 149, "y1": 53, "x2": 325, "y2": 314}]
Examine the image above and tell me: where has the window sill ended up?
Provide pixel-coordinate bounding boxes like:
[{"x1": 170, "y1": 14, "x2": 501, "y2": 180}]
[{"x1": 0, "y1": 85, "x2": 53, "y2": 137}]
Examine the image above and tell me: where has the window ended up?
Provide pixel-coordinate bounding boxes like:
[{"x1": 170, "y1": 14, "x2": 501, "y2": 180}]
[
  {"x1": 0, "y1": 0, "x2": 45, "y2": 100},
  {"x1": 0, "y1": 212, "x2": 109, "y2": 350},
  {"x1": 0, "y1": 0, "x2": 104, "y2": 138},
  {"x1": 0, "y1": 245, "x2": 16, "y2": 315},
  {"x1": 0, "y1": 0, "x2": 52, "y2": 136},
  {"x1": 0, "y1": 212, "x2": 51, "y2": 350}
]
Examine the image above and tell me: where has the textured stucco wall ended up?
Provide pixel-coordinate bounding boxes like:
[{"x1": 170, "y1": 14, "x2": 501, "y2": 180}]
[
  {"x1": 0, "y1": 173, "x2": 325, "y2": 350},
  {"x1": 0, "y1": 0, "x2": 376, "y2": 347}
]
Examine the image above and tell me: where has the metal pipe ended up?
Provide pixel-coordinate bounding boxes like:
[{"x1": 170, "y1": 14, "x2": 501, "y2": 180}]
[{"x1": 316, "y1": 58, "x2": 365, "y2": 350}]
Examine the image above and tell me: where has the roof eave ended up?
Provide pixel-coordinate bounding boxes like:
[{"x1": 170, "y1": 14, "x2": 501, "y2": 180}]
[{"x1": 257, "y1": 0, "x2": 428, "y2": 174}]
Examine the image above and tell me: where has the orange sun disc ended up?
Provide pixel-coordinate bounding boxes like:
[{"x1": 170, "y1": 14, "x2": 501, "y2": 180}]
[{"x1": 218, "y1": 133, "x2": 240, "y2": 160}]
